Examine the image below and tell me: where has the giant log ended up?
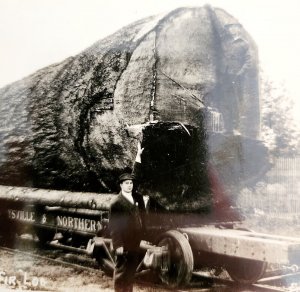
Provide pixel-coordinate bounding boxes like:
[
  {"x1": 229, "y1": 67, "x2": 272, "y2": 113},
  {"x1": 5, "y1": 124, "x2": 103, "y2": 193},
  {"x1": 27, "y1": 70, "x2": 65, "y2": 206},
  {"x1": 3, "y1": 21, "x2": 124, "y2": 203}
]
[{"x1": 0, "y1": 6, "x2": 268, "y2": 212}]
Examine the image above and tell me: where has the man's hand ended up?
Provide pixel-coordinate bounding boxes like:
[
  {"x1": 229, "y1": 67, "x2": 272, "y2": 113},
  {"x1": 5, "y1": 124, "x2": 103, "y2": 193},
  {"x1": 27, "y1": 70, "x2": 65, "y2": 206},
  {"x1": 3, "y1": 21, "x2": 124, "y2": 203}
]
[
  {"x1": 116, "y1": 246, "x2": 124, "y2": 255},
  {"x1": 135, "y1": 142, "x2": 144, "y2": 163}
]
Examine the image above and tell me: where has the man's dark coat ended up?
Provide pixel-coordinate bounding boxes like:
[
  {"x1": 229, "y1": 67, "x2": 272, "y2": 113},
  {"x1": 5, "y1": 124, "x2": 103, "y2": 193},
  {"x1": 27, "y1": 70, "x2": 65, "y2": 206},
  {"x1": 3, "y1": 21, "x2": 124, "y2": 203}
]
[
  {"x1": 109, "y1": 191, "x2": 145, "y2": 251},
  {"x1": 109, "y1": 189, "x2": 146, "y2": 292}
]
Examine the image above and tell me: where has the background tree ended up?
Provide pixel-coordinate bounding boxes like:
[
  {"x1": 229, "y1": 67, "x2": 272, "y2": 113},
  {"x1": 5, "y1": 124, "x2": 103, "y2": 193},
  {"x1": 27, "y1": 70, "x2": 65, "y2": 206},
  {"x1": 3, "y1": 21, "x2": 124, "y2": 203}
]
[{"x1": 260, "y1": 72, "x2": 300, "y2": 156}]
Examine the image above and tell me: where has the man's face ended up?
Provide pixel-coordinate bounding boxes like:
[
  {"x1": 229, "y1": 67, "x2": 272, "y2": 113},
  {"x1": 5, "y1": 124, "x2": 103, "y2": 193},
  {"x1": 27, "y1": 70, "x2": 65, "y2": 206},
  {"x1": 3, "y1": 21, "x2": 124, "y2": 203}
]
[{"x1": 120, "y1": 179, "x2": 133, "y2": 193}]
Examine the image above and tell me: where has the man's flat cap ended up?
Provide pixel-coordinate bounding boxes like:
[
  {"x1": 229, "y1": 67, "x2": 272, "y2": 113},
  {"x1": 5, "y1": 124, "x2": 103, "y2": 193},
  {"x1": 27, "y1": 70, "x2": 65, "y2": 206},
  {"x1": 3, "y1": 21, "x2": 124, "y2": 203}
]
[{"x1": 119, "y1": 173, "x2": 135, "y2": 182}]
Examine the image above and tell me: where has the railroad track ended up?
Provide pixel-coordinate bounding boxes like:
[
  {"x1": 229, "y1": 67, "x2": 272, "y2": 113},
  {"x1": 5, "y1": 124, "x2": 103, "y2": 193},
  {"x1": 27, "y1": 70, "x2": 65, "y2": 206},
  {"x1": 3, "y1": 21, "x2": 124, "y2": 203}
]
[
  {"x1": 190, "y1": 272, "x2": 300, "y2": 292},
  {"x1": 1, "y1": 235, "x2": 300, "y2": 292}
]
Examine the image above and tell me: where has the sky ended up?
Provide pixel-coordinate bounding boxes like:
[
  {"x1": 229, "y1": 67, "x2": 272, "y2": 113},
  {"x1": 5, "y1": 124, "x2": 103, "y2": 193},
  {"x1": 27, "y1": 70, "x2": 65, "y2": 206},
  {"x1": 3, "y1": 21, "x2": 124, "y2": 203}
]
[{"x1": 0, "y1": 0, "x2": 299, "y2": 121}]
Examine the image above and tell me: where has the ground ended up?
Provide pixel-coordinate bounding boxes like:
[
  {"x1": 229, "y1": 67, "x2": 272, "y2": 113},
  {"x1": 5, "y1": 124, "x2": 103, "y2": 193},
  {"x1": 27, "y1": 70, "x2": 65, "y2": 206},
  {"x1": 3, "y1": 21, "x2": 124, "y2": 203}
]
[
  {"x1": 0, "y1": 236, "x2": 165, "y2": 292},
  {"x1": 0, "y1": 248, "x2": 113, "y2": 291}
]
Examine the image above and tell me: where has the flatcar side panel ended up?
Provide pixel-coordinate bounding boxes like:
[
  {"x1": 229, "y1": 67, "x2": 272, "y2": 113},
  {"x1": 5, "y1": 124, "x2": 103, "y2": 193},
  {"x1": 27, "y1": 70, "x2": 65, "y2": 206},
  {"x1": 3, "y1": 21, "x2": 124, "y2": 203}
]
[{"x1": 180, "y1": 227, "x2": 300, "y2": 265}]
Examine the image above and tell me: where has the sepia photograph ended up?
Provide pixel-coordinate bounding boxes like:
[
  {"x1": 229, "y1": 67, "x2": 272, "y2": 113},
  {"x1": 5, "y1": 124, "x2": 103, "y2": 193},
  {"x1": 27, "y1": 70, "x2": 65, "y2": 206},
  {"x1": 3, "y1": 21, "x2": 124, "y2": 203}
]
[{"x1": 0, "y1": 0, "x2": 300, "y2": 291}]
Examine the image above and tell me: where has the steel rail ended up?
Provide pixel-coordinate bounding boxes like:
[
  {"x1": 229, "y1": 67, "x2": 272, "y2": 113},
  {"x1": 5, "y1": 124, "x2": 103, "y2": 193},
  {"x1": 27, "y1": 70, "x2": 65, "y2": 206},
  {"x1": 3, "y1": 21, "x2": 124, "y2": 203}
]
[{"x1": 0, "y1": 245, "x2": 100, "y2": 273}]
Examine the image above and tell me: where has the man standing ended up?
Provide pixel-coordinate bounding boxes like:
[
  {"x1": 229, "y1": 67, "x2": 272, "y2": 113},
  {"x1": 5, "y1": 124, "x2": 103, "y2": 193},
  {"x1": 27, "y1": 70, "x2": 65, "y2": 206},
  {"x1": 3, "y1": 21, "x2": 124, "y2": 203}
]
[{"x1": 109, "y1": 143, "x2": 145, "y2": 292}]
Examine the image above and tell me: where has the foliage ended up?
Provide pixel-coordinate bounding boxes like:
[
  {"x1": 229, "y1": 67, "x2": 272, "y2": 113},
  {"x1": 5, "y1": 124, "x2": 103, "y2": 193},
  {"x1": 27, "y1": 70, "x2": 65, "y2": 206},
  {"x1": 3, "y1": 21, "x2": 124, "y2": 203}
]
[{"x1": 260, "y1": 73, "x2": 300, "y2": 155}]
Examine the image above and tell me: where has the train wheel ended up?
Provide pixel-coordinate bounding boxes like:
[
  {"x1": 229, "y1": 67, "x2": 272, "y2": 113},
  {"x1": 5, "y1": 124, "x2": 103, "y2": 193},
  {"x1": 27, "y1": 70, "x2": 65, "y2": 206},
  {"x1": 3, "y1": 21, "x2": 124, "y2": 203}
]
[
  {"x1": 157, "y1": 230, "x2": 194, "y2": 288},
  {"x1": 0, "y1": 230, "x2": 16, "y2": 247},
  {"x1": 35, "y1": 228, "x2": 55, "y2": 244},
  {"x1": 0, "y1": 220, "x2": 16, "y2": 247},
  {"x1": 226, "y1": 258, "x2": 267, "y2": 284}
]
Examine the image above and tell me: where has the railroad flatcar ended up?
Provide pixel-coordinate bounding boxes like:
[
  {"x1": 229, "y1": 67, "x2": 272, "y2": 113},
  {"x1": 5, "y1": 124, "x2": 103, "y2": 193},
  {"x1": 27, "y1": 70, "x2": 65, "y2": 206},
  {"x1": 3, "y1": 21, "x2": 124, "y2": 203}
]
[{"x1": 1, "y1": 184, "x2": 300, "y2": 288}]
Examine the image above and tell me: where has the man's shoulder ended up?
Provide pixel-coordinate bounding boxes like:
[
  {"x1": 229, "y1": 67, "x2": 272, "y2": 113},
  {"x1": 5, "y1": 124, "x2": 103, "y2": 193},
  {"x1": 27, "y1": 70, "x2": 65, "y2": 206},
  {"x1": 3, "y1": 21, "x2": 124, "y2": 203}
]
[
  {"x1": 132, "y1": 191, "x2": 143, "y2": 199},
  {"x1": 110, "y1": 194, "x2": 123, "y2": 209},
  {"x1": 132, "y1": 192, "x2": 145, "y2": 208}
]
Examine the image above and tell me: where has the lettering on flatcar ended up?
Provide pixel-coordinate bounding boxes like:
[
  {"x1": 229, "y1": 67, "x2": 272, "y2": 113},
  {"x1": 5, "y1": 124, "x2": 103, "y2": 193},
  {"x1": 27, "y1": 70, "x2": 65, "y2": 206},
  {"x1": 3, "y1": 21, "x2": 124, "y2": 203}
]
[
  {"x1": 56, "y1": 216, "x2": 101, "y2": 232},
  {"x1": 6, "y1": 208, "x2": 104, "y2": 233},
  {"x1": 8, "y1": 209, "x2": 35, "y2": 222}
]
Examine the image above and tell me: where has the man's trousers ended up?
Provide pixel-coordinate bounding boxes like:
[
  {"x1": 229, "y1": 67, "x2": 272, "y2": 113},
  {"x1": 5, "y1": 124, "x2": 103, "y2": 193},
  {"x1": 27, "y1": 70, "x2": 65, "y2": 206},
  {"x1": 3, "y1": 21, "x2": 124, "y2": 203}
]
[{"x1": 114, "y1": 250, "x2": 141, "y2": 292}]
